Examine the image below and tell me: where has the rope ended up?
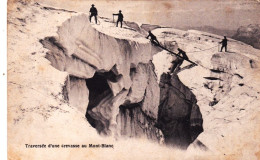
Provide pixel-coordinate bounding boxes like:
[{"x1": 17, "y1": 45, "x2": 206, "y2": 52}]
[
  {"x1": 156, "y1": 43, "x2": 238, "y2": 77},
  {"x1": 187, "y1": 44, "x2": 218, "y2": 53}
]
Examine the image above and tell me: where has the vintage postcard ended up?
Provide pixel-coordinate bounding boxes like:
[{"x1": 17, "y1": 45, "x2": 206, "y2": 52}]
[{"x1": 7, "y1": 0, "x2": 260, "y2": 159}]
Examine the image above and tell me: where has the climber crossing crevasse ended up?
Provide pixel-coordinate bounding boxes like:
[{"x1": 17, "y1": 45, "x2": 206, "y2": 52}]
[
  {"x1": 149, "y1": 39, "x2": 241, "y2": 77},
  {"x1": 151, "y1": 41, "x2": 198, "y2": 66}
]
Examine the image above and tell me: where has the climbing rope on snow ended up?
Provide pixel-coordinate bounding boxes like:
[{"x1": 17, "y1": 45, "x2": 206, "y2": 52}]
[{"x1": 187, "y1": 44, "x2": 219, "y2": 53}]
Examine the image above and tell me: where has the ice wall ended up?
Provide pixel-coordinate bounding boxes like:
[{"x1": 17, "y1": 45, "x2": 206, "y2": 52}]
[
  {"x1": 41, "y1": 14, "x2": 203, "y2": 148},
  {"x1": 41, "y1": 14, "x2": 163, "y2": 140}
]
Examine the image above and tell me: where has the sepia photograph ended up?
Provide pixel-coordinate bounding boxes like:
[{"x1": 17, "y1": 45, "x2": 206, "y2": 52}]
[{"x1": 6, "y1": 0, "x2": 260, "y2": 159}]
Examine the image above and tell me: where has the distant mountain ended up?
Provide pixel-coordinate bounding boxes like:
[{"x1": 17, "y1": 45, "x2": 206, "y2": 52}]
[{"x1": 232, "y1": 24, "x2": 260, "y2": 49}]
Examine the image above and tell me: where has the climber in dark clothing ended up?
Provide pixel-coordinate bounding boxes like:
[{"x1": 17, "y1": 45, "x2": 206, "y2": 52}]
[
  {"x1": 146, "y1": 31, "x2": 160, "y2": 45},
  {"x1": 169, "y1": 48, "x2": 189, "y2": 73},
  {"x1": 219, "y1": 36, "x2": 228, "y2": 52},
  {"x1": 89, "y1": 4, "x2": 98, "y2": 24},
  {"x1": 177, "y1": 48, "x2": 189, "y2": 60},
  {"x1": 113, "y1": 10, "x2": 124, "y2": 28}
]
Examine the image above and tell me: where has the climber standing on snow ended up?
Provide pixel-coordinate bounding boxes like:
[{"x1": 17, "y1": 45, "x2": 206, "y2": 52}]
[
  {"x1": 146, "y1": 31, "x2": 160, "y2": 45},
  {"x1": 89, "y1": 4, "x2": 98, "y2": 24},
  {"x1": 169, "y1": 48, "x2": 189, "y2": 73},
  {"x1": 219, "y1": 36, "x2": 228, "y2": 52},
  {"x1": 113, "y1": 10, "x2": 124, "y2": 28}
]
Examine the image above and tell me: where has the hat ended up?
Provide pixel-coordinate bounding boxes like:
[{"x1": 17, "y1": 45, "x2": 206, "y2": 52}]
[{"x1": 91, "y1": 4, "x2": 94, "y2": 6}]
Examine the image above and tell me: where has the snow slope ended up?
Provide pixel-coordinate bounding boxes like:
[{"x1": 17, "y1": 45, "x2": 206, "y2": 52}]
[
  {"x1": 7, "y1": 2, "x2": 188, "y2": 160},
  {"x1": 152, "y1": 27, "x2": 260, "y2": 159},
  {"x1": 7, "y1": 1, "x2": 260, "y2": 160}
]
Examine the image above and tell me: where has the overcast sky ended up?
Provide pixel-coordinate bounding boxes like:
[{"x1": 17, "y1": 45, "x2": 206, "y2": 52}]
[{"x1": 38, "y1": 0, "x2": 260, "y2": 30}]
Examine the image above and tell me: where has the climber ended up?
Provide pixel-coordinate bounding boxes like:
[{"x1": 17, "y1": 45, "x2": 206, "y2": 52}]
[
  {"x1": 178, "y1": 48, "x2": 189, "y2": 60},
  {"x1": 146, "y1": 31, "x2": 160, "y2": 46},
  {"x1": 113, "y1": 10, "x2": 124, "y2": 28},
  {"x1": 89, "y1": 4, "x2": 98, "y2": 24},
  {"x1": 169, "y1": 48, "x2": 189, "y2": 73},
  {"x1": 219, "y1": 36, "x2": 228, "y2": 52}
]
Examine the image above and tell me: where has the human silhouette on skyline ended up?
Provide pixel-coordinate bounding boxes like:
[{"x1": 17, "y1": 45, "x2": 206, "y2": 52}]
[
  {"x1": 219, "y1": 36, "x2": 228, "y2": 52},
  {"x1": 89, "y1": 4, "x2": 98, "y2": 24},
  {"x1": 113, "y1": 10, "x2": 124, "y2": 28}
]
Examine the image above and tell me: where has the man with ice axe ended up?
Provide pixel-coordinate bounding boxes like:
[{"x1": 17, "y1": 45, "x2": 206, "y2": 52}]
[
  {"x1": 219, "y1": 36, "x2": 228, "y2": 52},
  {"x1": 113, "y1": 10, "x2": 124, "y2": 28}
]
